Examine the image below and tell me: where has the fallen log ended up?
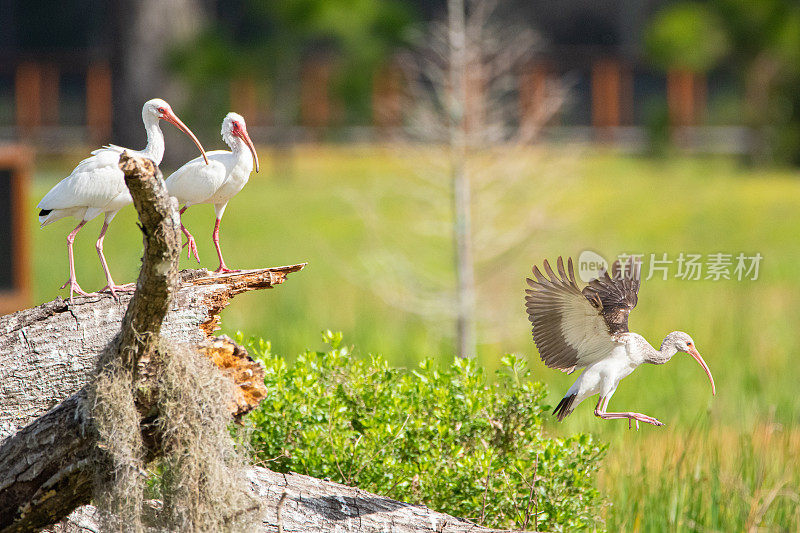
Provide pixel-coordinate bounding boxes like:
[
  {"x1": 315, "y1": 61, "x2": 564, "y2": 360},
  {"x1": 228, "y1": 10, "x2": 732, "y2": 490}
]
[
  {"x1": 0, "y1": 264, "x2": 304, "y2": 440},
  {"x1": 46, "y1": 466, "x2": 524, "y2": 533}
]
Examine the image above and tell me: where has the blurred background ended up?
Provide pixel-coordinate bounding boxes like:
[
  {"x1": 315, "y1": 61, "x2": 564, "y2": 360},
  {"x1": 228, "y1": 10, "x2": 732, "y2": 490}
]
[
  {"x1": 2, "y1": 0, "x2": 800, "y2": 529},
  {"x1": 6, "y1": 0, "x2": 800, "y2": 160}
]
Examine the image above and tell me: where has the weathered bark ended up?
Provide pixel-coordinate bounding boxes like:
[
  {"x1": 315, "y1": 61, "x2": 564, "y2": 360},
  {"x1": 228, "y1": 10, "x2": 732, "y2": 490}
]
[
  {"x1": 115, "y1": 155, "x2": 181, "y2": 369},
  {"x1": 0, "y1": 393, "x2": 94, "y2": 533},
  {"x1": 45, "y1": 466, "x2": 525, "y2": 533},
  {"x1": 0, "y1": 265, "x2": 304, "y2": 440}
]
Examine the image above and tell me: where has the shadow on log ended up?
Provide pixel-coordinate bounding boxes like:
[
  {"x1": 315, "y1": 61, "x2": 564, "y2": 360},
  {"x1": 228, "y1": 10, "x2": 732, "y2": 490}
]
[{"x1": 46, "y1": 467, "x2": 526, "y2": 533}]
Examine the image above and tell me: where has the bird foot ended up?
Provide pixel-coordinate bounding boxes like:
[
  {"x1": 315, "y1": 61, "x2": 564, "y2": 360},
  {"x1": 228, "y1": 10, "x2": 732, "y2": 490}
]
[
  {"x1": 100, "y1": 283, "x2": 136, "y2": 301},
  {"x1": 626, "y1": 414, "x2": 664, "y2": 429},
  {"x1": 60, "y1": 278, "x2": 89, "y2": 303},
  {"x1": 213, "y1": 266, "x2": 240, "y2": 274},
  {"x1": 598, "y1": 411, "x2": 664, "y2": 429},
  {"x1": 182, "y1": 236, "x2": 201, "y2": 263}
]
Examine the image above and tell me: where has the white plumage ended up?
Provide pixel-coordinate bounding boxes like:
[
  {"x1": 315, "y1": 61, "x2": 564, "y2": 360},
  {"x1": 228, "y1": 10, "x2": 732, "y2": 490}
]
[
  {"x1": 38, "y1": 98, "x2": 208, "y2": 301},
  {"x1": 559, "y1": 333, "x2": 660, "y2": 426},
  {"x1": 165, "y1": 112, "x2": 259, "y2": 273},
  {"x1": 38, "y1": 148, "x2": 132, "y2": 226}
]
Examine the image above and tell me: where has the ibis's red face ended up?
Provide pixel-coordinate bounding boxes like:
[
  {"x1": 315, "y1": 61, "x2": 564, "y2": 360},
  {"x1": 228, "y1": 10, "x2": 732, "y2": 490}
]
[
  {"x1": 685, "y1": 343, "x2": 716, "y2": 396},
  {"x1": 158, "y1": 106, "x2": 210, "y2": 165},
  {"x1": 231, "y1": 120, "x2": 260, "y2": 173}
]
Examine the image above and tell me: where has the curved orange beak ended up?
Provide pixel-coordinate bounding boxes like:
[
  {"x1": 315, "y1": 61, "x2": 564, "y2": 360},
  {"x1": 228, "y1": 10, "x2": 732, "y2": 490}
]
[
  {"x1": 161, "y1": 109, "x2": 210, "y2": 165},
  {"x1": 688, "y1": 347, "x2": 716, "y2": 396},
  {"x1": 235, "y1": 126, "x2": 259, "y2": 173}
]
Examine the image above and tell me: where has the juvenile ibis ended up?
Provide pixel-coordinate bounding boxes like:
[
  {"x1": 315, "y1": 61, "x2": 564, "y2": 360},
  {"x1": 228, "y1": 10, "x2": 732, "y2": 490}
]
[
  {"x1": 165, "y1": 112, "x2": 259, "y2": 273},
  {"x1": 37, "y1": 98, "x2": 209, "y2": 302},
  {"x1": 525, "y1": 257, "x2": 716, "y2": 428}
]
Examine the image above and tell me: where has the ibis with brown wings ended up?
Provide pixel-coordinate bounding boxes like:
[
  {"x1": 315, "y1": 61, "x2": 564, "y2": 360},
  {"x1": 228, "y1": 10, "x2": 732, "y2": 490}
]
[{"x1": 525, "y1": 257, "x2": 716, "y2": 428}]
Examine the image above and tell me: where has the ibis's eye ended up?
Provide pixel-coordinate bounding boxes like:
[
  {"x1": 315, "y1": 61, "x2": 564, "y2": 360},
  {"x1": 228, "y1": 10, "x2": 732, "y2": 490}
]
[
  {"x1": 157, "y1": 107, "x2": 166, "y2": 115},
  {"x1": 687, "y1": 342, "x2": 693, "y2": 347}
]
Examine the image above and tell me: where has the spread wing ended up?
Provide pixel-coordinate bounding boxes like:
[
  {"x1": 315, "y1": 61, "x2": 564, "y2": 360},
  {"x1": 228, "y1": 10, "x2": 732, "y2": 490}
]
[
  {"x1": 581, "y1": 257, "x2": 641, "y2": 336},
  {"x1": 525, "y1": 257, "x2": 632, "y2": 373}
]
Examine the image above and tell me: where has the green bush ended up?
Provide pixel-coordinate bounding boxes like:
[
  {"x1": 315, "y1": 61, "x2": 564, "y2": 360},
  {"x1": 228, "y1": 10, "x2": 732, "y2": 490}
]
[{"x1": 237, "y1": 331, "x2": 606, "y2": 531}]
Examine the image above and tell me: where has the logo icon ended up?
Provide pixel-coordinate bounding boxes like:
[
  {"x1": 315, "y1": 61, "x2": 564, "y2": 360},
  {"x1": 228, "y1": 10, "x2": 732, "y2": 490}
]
[{"x1": 578, "y1": 250, "x2": 608, "y2": 283}]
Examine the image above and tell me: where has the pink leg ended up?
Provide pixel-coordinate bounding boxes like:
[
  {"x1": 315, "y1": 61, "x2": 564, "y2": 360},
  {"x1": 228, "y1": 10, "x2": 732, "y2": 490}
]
[
  {"x1": 594, "y1": 397, "x2": 664, "y2": 430},
  {"x1": 96, "y1": 220, "x2": 135, "y2": 299},
  {"x1": 61, "y1": 220, "x2": 89, "y2": 303},
  {"x1": 212, "y1": 218, "x2": 238, "y2": 274},
  {"x1": 179, "y1": 206, "x2": 200, "y2": 263}
]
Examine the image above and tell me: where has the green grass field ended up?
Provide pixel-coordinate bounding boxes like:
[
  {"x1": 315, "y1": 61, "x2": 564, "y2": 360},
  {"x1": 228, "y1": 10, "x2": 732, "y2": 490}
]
[{"x1": 30, "y1": 146, "x2": 800, "y2": 530}]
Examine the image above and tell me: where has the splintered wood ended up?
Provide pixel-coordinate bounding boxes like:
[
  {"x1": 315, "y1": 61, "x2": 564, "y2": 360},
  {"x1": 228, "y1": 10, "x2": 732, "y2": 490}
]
[{"x1": 196, "y1": 335, "x2": 267, "y2": 419}]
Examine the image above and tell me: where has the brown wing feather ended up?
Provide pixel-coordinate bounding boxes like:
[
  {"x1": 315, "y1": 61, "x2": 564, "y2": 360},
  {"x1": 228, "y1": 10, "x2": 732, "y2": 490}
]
[
  {"x1": 581, "y1": 257, "x2": 641, "y2": 335},
  {"x1": 525, "y1": 257, "x2": 618, "y2": 372}
]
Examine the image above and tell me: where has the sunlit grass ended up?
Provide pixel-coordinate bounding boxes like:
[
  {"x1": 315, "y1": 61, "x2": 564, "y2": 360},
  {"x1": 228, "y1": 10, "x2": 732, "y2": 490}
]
[
  {"x1": 29, "y1": 146, "x2": 800, "y2": 530},
  {"x1": 600, "y1": 422, "x2": 800, "y2": 531}
]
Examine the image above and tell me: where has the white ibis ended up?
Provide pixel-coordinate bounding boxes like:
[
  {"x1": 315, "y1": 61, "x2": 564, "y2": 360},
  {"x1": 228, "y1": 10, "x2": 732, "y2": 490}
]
[
  {"x1": 165, "y1": 112, "x2": 259, "y2": 273},
  {"x1": 37, "y1": 98, "x2": 209, "y2": 302},
  {"x1": 525, "y1": 257, "x2": 716, "y2": 428}
]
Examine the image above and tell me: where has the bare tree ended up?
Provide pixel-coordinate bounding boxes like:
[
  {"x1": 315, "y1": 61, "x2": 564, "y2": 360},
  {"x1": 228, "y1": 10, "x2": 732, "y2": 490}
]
[
  {"x1": 350, "y1": 0, "x2": 568, "y2": 356},
  {"x1": 447, "y1": 0, "x2": 475, "y2": 358}
]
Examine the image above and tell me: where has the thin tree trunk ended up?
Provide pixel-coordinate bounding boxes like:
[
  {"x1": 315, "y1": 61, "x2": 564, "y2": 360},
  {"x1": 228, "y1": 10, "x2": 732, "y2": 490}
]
[
  {"x1": 448, "y1": 0, "x2": 476, "y2": 358},
  {"x1": 270, "y1": 46, "x2": 301, "y2": 180}
]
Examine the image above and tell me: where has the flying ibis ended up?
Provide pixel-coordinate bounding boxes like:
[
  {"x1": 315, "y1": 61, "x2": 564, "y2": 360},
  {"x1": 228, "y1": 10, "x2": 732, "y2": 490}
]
[
  {"x1": 525, "y1": 257, "x2": 716, "y2": 428},
  {"x1": 37, "y1": 98, "x2": 209, "y2": 302},
  {"x1": 165, "y1": 112, "x2": 259, "y2": 273}
]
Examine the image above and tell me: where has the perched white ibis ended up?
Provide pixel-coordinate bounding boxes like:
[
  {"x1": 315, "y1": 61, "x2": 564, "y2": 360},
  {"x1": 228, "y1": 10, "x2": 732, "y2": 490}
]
[
  {"x1": 525, "y1": 257, "x2": 716, "y2": 428},
  {"x1": 165, "y1": 112, "x2": 259, "y2": 273},
  {"x1": 37, "y1": 98, "x2": 209, "y2": 301}
]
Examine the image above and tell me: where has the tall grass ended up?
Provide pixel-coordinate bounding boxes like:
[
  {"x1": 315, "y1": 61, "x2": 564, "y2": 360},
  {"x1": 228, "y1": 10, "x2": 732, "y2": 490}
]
[
  {"x1": 601, "y1": 422, "x2": 800, "y2": 531},
  {"x1": 29, "y1": 146, "x2": 800, "y2": 530}
]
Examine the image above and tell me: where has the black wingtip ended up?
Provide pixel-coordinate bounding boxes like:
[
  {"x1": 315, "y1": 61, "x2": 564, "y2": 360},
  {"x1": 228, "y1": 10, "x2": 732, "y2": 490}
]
[
  {"x1": 553, "y1": 394, "x2": 577, "y2": 421},
  {"x1": 39, "y1": 209, "x2": 51, "y2": 217}
]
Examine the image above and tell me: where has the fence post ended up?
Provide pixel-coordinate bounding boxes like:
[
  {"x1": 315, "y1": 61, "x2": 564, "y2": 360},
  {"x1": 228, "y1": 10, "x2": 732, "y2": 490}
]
[
  {"x1": 15, "y1": 62, "x2": 42, "y2": 139},
  {"x1": 86, "y1": 62, "x2": 113, "y2": 144}
]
